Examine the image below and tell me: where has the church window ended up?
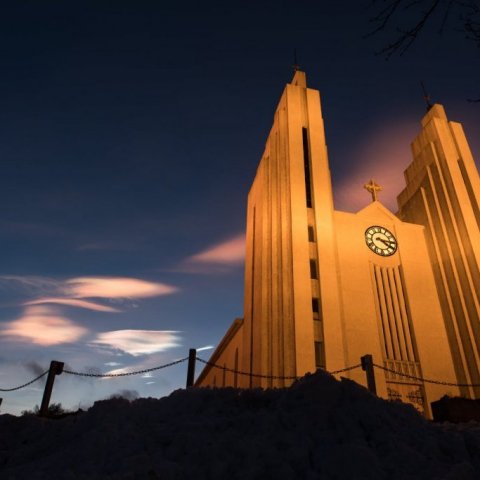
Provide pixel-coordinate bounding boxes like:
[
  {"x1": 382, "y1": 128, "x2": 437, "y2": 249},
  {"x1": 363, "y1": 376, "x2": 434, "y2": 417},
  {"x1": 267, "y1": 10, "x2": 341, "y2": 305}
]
[
  {"x1": 310, "y1": 259, "x2": 318, "y2": 279},
  {"x1": 308, "y1": 226, "x2": 315, "y2": 242},
  {"x1": 312, "y1": 297, "x2": 319, "y2": 317},
  {"x1": 314, "y1": 341, "x2": 325, "y2": 369},
  {"x1": 302, "y1": 127, "x2": 313, "y2": 208}
]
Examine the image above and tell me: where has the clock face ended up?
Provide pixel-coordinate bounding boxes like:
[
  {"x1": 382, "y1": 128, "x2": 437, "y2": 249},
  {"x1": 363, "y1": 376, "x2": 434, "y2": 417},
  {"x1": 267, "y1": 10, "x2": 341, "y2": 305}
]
[{"x1": 365, "y1": 226, "x2": 397, "y2": 256}]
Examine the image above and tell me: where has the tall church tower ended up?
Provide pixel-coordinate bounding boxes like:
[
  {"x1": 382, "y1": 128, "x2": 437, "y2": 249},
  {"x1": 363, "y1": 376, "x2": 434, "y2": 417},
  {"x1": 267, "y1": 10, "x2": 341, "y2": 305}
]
[
  {"x1": 241, "y1": 70, "x2": 343, "y2": 387},
  {"x1": 397, "y1": 104, "x2": 480, "y2": 398}
]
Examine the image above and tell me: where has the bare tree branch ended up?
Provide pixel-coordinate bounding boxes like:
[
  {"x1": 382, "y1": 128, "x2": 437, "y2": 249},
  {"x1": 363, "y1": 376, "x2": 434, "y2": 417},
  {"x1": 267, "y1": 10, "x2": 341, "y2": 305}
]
[
  {"x1": 366, "y1": 0, "x2": 480, "y2": 100},
  {"x1": 366, "y1": 0, "x2": 480, "y2": 57}
]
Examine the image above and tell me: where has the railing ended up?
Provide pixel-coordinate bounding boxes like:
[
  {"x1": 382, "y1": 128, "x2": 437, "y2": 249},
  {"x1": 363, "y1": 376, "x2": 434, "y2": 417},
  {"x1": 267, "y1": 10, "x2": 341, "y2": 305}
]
[{"x1": 2, "y1": 350, "x2": 480, "y2": 417}]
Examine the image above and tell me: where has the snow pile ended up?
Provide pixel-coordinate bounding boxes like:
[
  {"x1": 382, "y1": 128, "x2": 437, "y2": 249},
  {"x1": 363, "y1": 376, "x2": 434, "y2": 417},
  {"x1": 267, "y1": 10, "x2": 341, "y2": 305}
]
[{"x1": 1, "y1": 370, "x2": 480, "y2": 479}]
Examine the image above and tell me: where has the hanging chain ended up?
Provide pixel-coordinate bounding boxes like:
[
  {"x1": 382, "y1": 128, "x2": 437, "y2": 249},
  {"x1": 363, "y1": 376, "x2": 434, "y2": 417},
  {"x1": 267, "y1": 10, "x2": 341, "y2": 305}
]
[
  {"x1": 63, "y1": 357, "x2": 189, "y2": 378},
  {"x1": 196, "y1": 357, "x2": 362, "y2": 380},
  {"x1": 0, "y1": 371, "x2": 49, "y2": 392},
  {"x1": 373, "y1": 363, "x2": 480, "y2": 387}
]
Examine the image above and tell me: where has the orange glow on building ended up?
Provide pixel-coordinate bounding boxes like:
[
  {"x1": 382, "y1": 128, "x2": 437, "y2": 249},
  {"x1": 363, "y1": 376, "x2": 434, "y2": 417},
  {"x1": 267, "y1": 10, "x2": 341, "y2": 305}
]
[{"x1": 196, "y1": 72, "x2": 480, "y2": 418}]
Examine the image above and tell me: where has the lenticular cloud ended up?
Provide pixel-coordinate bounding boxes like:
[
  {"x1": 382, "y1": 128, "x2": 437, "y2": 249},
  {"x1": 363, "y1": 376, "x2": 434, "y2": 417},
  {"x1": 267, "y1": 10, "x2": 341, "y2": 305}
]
[
  {"x1": 1, "y1": 305, "x2": 88, "y2": 346},
  {"x1": 91, "y1": 329, "x2": 181, "y2": 356},
  {"x1": 187, "y1": 234, "x2": 245, "y2": 265},
  {"x1": 65, "y1": 277, "x2": 178, "y2": 299},
  {"x1": 24, "y1": 297, "x2": 121, "y2": 313}
]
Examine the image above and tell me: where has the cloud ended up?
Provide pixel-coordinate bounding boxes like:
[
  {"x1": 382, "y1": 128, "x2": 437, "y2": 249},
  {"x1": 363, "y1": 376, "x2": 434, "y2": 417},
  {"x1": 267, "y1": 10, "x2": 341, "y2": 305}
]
[
  {"x1": 0, "y1": 275, "x2": 60, "y2": 295},
  {"x1": 91, "y1": 329, "x2": 181, "y2": 356},
  {"x1": 196, "y1": 345, "x2": 215, "y2": 352},
  {"x1": 0, "y1": 275, "x2": 178, "y2": 315},
  {"x1": 188, "y1": 235, "x2": 245, "y2": 265},
  {"x1": 334, "y1": 119, "x2": 418, "y2": 212},
  {"x1": 24, "y1": 297, "x2": 121, "y2": 312},
  {"x1": 64, "y1": 277, "x2": 178, "y2": 299},
  {"x1": 1, "y1": 306, "x2": 88, "y2": 346},
  {"x1": 177, "y1": 234, "x2": 245, "y2": 273}
]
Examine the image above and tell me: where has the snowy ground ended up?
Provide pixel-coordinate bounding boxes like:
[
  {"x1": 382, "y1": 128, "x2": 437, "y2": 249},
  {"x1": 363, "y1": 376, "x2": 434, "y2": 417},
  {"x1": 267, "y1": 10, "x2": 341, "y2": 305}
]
[{"x1": 1, "y1": 370, "x2": 480, "y2": 479}]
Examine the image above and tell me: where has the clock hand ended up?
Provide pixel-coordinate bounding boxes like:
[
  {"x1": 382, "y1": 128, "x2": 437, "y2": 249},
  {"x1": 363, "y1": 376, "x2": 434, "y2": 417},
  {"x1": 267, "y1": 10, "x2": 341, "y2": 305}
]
[{"x1": 379, "y1": 239, "x2": 396, "y2": 248}]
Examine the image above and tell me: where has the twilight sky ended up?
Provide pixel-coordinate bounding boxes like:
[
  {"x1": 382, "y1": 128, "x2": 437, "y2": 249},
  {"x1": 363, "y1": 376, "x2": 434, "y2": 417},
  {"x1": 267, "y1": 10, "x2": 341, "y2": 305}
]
[{"x1": 0, "y1": 1, "x2": 479, "y2": 415}]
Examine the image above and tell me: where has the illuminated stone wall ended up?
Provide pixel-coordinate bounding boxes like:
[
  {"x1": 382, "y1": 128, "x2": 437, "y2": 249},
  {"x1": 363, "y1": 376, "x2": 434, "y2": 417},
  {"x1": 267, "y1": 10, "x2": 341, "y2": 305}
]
[
  {"x1": 196, "y1": 73, "x2": 478, "y2": 416},
  {"x1": 398, "y1": 105, "x2": 480, "y2": 398}
]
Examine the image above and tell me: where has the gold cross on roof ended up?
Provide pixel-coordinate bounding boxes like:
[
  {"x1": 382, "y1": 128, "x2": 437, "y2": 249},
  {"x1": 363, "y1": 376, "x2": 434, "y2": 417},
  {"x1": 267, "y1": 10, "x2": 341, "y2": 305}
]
[{"x1": 364, "y1": 179, "x2": 382, "y2": 202}]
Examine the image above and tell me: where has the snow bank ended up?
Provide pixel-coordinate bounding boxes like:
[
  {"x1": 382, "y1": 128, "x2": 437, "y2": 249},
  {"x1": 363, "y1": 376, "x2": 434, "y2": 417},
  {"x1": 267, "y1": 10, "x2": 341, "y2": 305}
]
[{"x1": 1, "y1": 370, "x2": 480, "y2": 479}]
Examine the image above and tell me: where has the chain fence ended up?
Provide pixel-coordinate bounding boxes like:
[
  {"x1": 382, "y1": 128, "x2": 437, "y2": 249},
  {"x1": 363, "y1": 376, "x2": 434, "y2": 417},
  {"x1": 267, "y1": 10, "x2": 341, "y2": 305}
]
[
  {"x1": 373, "y1": 363, "x2": 480, "y2": 387},
  {"x1": 196, "y1": 356, "x2": 480, "y2": 389},
  {"x1": 195, "y1": 357, "x2": 299, "y2": 380},
  {"x1": 329, "y1": 364, "x2": 362, "y2": 375},
  {"x1": 63, "y1": 357, "x2": 189, "y2": 378},
  {"x1": 0, "y1": 371, "x2": 49, "y2": 392},
  {"x1": 2, "y1": 354, "x2": 480, "y2": 396},
  {"x1": 196, "y1": 357, "x2": 362, "y2": 379},
  {"x1": 0, "y1": 358, "x2": 189, "y2": 393}
]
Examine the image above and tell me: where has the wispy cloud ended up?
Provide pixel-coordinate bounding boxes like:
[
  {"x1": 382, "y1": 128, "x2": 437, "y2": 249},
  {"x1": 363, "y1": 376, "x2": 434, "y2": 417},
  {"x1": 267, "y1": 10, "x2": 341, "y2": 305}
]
[
  {"x1": 188, "y1": 235, "x2": 245, "y2": 265},
  {"x1": 64, "y1": 277, "x2": 178, "y2": 299},
  {"x1": 0, "y1": 276, "x2": 180, "y2": 347},
  {"x1": 0, "y1": 275, "x2": 178, "y2": 312},
  {"x1": 91, "y1": 329, "x2": 181, "y2": 356},
  {"x1": 177, "y1": 234, "x2": 245, "y2": 273},
  {"x1": 24, "y1": 297, "x2": 121, "y2": 312},
  {"x1": 197, "y1": 345, "x2": 215, "y2": 352},
  {"x1": 0, "y1": 275, "x2": 60, "y2": 295},
  {"x1": 334, "y1": 119, "x2": 417, "y2": 212},
  {"x1": 1, "y1": 306, "x2": 88, "y2": 346}
]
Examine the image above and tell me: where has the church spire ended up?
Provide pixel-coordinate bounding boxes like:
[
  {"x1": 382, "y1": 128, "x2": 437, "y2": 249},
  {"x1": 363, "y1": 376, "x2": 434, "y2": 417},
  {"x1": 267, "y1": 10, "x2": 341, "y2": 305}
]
[
  {"x1": 421, "y1": 81, "x2": 433, "y2": 112},
  {"x1": 292, "y1": 48, "x2": 300, "y2": 72},
  {"x1": 290, "y1": 49, "x2": 306, "y2": 87}
]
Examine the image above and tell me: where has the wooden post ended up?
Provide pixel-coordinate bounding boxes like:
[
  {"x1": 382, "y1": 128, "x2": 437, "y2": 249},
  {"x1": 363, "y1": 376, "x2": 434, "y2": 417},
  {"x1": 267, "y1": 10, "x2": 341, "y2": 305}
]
[
  {"x1": 186, "y1": 348, "x2": 196, "y2": 388},
  {"x1": 361, "y1": 354, "x2": 377, "y2": 395},
  {"x1": 39, "y1": 360, "x2": 64, "y2": 417}
]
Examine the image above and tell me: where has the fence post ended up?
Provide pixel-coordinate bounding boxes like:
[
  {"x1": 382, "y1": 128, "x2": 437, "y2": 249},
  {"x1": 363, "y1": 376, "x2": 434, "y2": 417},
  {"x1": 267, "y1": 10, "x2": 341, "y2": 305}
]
[
  {"x1": 39, "y1": 360, "x2": 64, "y2": 417},
  {"x1": 186, "y1": 348, "x2": 196, "y2": 388},
  {"x1": 0, "y1": 398, "x2": 2, "y2": 412},
  {"x1": 361, "y1": 354, "x2": 377, "y2": 395}
]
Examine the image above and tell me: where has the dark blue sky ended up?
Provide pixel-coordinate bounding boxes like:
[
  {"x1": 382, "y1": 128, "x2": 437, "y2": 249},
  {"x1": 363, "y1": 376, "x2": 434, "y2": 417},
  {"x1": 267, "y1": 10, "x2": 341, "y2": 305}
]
[{"x1": 0, "y1": 1, "x2": 478, "y2": 414}]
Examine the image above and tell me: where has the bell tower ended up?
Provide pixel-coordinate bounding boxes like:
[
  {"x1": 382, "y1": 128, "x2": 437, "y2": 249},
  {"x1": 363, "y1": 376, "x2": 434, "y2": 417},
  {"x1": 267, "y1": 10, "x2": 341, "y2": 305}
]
[
  {"x1": 397, "y1": 104, "x2": 480, "y2": 398},
  {"x1": 242, "y1": 70, "x2": 344, "y2": 386}
]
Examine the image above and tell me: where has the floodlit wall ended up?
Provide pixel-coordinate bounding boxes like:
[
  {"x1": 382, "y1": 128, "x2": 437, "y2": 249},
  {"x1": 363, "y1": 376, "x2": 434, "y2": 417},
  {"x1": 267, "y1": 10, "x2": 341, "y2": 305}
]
[{"x1": 398, "y1": 105, "x2": 480, "y2": 398}]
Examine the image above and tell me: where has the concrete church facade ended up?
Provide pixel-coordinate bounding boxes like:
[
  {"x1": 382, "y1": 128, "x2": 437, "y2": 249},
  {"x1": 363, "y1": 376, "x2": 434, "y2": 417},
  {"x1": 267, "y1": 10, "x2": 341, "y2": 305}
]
[{"x1": 196, "y1": 71, "x2": 480, "y2": 417}]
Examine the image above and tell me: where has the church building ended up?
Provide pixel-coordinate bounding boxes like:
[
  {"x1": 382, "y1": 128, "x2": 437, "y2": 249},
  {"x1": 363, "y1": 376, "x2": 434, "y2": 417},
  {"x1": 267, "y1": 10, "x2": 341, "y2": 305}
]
[{"x1": 195, "y1": 71, "x2": 480, "y2": 417}]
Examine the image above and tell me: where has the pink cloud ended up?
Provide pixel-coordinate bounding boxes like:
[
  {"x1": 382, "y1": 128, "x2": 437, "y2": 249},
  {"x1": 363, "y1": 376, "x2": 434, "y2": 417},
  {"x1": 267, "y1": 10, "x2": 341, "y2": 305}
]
[
  {"x1": 334, "y1": 119, "x2": 418, "y2": 213},
  {"x1": 91, "y1": 329, "x2": 180, "y2": 356},
  {"x1": 1, "y1": 306, "x2": 88, "y2": 346},
  {"x1": 186, "y1": 234, "x2": 245, "y2": 266},
  {"x1": 23, "y1": 297, "x2": 121, "y2": 313},
  {"x1": 64, "y1": 277, "x2": 178, "y2": 299}
]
